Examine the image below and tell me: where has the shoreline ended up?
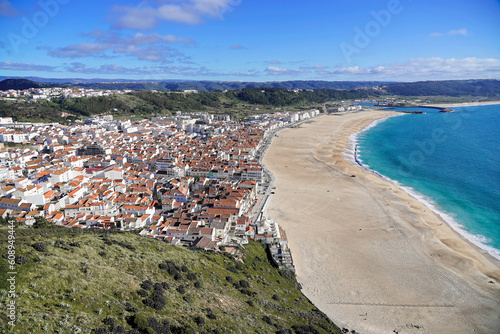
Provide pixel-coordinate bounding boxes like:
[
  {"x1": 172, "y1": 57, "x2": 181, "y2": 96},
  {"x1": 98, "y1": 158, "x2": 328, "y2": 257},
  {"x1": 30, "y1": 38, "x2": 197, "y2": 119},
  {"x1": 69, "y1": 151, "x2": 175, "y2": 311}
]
[
  {"x1": 350, "y1": 116, "x2": 500, "y2": 265},
  {"x1": 427, "y1": 100, "x2": 500, "y2": 108},
  {"x1": 263, "y1": 110, "x2": 500, "y2": 333}
]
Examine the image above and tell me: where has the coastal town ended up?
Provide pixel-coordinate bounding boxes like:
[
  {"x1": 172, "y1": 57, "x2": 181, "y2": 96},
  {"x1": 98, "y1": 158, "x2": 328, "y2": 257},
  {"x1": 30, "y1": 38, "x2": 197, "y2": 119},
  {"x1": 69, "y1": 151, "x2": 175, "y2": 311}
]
[
  {"x1": 0, "y1": 86, "x2": 134, "y2": 101},
  {"x1": 0, "y1": 99, "x2": 327, "y2": 270}
]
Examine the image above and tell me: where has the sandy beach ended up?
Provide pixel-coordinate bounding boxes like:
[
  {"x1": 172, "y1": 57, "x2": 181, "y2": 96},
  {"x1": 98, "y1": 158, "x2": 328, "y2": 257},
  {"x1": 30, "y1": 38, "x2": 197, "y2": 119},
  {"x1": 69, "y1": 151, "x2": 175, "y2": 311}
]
[
  {"x1": 263, "y1": 110, "x2": 500, "y2": 333},
  {"x1": 427, "y1": 100, "x2": 500, "y2": 108}
]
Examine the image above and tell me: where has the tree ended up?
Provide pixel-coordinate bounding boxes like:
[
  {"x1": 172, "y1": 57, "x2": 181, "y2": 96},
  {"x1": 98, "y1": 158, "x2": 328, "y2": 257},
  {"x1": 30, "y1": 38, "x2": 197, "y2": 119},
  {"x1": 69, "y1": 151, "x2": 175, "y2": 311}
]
[{"x1": 33, "y1": 216, "x2": 53, "y2": 229}]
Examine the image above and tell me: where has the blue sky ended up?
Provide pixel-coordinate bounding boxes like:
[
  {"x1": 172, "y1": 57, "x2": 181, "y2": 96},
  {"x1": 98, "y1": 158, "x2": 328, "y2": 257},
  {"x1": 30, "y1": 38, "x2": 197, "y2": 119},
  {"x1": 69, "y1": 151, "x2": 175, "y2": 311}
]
[{"x1": 1, "y1": 0, "x2": 499, "y2": 81}]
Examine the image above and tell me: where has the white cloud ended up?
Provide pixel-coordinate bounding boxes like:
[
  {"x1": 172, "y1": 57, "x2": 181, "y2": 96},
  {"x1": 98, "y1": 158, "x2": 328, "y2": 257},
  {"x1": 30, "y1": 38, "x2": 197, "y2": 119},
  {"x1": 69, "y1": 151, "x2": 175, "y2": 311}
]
[
  {"x1": 67, "y1": 62, "x2": 152, "y2": 75},
  {"x1": 316, "y1": 57, "x2": 500, "y2": 80},
  {"x1": 448, "y1": 28, "x2": 467, "y2": 36},
  {"x1": 231, "y1": 44, "x2": 247, "y2": 50},
  {"x1": 265, "y1": 66, "x2": 308, "y2": 76},
  {"x1": 233, "y1": 71, "x2": 258, "y2": 77},
  {"x1": 430, "y1": 32, "x2": 443, "y2": 37},
  {"x1": 299, "y1": 65, "x2": 329, "y2": 70},
  {"x1": 0, "y1": 0, "x2": 18, "y2": 16},
  {"x1": 0, "y1": 61, "x2": 57, "y2": 72},
  {"x1": 112, "y1": 0, "x2": 241, "y2": 29},
  {"x1": 430, "y1": 28, "x2": 467, "y2": 37},
  {"x1": 64, "y1": 62, "x2": 235, "y2": 78},
  {"x1": 47, "y1": 30, "x2": 193, "y2": 63}
]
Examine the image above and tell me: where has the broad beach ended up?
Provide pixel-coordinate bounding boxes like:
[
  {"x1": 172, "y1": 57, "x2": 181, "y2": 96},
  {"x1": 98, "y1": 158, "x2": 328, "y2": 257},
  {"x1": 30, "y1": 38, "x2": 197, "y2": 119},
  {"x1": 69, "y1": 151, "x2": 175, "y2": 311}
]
[{"x1": 263, "y1": 110, "x2": 500, "y2": 333}]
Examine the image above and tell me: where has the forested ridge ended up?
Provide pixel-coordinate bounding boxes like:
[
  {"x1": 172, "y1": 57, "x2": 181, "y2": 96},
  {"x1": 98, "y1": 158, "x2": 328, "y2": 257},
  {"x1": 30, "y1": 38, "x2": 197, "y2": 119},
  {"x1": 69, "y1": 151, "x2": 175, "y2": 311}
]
[
  {"x1": 1, "y1": 79, "x2": 499, "y2": 122},
  {"x1": 0, "y1": 87, "x2": 376, "y2": 122}
]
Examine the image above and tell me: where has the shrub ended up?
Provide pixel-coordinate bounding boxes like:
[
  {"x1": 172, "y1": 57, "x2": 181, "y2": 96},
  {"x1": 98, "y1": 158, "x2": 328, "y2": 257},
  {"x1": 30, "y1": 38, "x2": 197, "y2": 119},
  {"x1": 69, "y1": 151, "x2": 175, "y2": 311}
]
[
  {"x1": 137, "y1": 289, "x2": 149, "y2": 297},
  {"x1": 143, "y1": 290, "x2": 166, "y2": 311},
  {"x1": 226, "y1": 266, "x2": 238, "y2": 274},
  {"x1": 159, "y1": 260, "x2": 181, "y2": 277},
  {"x1": 148, "y1": 317, "x2": 170, "y2": 333},
  {"x1": 194, "y1": 316, "x2": 205, "y2": 327},
  {"x1": 205, "y1": 308, "x2": 216, "y2": 320},
  {"x1": 102, "y1": 317, "x2": 116, "y2": 328},
  {"x1": 131, "y1": 314, "x2": 149, "y2": 331},
  {"x1": 239, "y1": 280, "x2": 250, "y2": 289},
  {"x1": 186, "y1": 273, "x2": 197, "y2": 281},
  {"x1": 152, "y1": 282, "x2": 164, "y2": 292},
  {"x1": 262, "y1": 316, "x2": 273, "y2": 325},
  {"x1": 225, "y1": 276, "x2": 234, "y2": 283},
  {"x1": 240, "y1": 289, "x2": 254, "y2": 296},
  {"x1": 141, "y1": 279, "x2": 153, "y2": 291},
  {"x1": 291, "y1": 325, "x2": 320, "y2": 334},
  {"x1": 32, "y1": 242, "x2": 47, "y2": 252},
  {"x1": 272, "y1": 294, "x2": 280, "y2": 301},
  {"x1": 279, "y1": 270, "x2": 296, "y2": 281},
  {"x1": 194, "y1": 281, "x2": 201, "y2": 289},
  {"x1": 143, "y1": 285, "x2": 167, "y2": 311},
  {"x1": 15, "y1": 256, "x2": 29, "y2": 265},
  {"x1": 276, "y1": 329, "x2": 293, "y2": 334},
  {"x1": 161, "y1": 282, "x2": 170, "y2": 290},
  {"x1": 125, "y1": 302, "x2": 138, "y2": 313},
  {"x1": 176, "y1": 285, "x2": 186, "y2": 294}
]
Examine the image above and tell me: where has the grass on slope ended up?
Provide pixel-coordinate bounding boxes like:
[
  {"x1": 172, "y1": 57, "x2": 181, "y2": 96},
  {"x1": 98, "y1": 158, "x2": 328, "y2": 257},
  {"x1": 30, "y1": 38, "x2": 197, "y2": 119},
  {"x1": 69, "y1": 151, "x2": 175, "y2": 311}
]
[{"x1": 0, "y1": 229, "x2": 341, "y2": 334}]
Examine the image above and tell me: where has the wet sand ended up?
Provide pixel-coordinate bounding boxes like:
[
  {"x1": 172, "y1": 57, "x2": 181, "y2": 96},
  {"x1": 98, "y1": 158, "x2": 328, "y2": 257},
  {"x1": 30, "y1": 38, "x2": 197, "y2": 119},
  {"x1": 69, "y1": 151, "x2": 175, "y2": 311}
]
[{"x1": 263, "y1": 110, "x2": 500, "y2": 333}]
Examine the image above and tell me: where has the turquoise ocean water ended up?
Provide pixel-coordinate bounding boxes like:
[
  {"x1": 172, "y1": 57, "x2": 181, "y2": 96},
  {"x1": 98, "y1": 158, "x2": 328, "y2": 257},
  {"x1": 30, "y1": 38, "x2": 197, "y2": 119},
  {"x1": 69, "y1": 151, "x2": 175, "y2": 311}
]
[{"x1": 354, "y1": 104, "x2": 500, "y2": 260}]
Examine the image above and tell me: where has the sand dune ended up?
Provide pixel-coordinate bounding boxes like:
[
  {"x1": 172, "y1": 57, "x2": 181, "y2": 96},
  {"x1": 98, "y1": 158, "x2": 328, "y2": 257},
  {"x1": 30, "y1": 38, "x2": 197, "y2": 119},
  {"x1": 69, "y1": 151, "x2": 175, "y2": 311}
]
[{"x1": 263, "y1": 110, "x2": 500, "y2": 334}]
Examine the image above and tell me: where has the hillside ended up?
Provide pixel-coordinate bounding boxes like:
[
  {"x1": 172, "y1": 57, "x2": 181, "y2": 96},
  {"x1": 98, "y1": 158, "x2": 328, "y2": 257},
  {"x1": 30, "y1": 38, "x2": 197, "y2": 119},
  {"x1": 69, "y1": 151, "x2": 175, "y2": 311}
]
[
  {"x1": 0, "y1": 79, "x2": 51, "y2": 91},
  {"x1": 382, "y1": 79, "x2": 500, "y2": 96},
  {"x1": 0, "y1": 88, "x2": 375, "y2": 123},
  {"x1": 2, "y1": 79, "x2": 499, "y2": 123},
  {"x1": 0, "y1": 78, "x2": 390, "y2": 91},
  {"x1": 161, "y1": 81, "x2": 390, "y2": 92},
  {"x1": 0, "y1": 227, "x2": 342, "y2": 334}
]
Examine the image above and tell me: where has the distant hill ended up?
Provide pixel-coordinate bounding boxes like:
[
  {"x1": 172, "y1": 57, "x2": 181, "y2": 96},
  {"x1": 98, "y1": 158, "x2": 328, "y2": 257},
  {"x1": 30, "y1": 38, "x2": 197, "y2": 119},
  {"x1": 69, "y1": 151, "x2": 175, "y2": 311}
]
[
  {"x1": 0, "y1": 78, "x2": 51, "y2": 91},
  {"x1": 382, "y1": 79, "x2": 500, "y2": 96},
  {"x1": 0, "y1": 77, "x2": 391, "y2": 91},
  {"x1": 161, "y1": 80, "x2": 392, "y2": 91},
  {"x1": 0, "y1": 227, "x2": 342, "y2": 333}
]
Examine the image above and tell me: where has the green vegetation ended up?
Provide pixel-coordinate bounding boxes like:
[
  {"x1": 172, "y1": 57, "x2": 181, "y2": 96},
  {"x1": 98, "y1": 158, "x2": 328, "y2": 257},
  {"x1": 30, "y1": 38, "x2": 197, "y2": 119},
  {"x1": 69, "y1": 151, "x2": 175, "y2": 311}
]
[
  {"x1": 161, "y1": 80, "x2": 391, "y2": 92},
  {"x1": 382, "y1": 79, "x2": 500, "y2": 97},
  {"x1": 2, "y1": 79, "x2": 499, "y2": 123},
  {"x1": 0, "y1": 227, "x2": 341, "y2": 333},
  {"x1": 0, "y1": 79, "x2": 52, "y2": 91},
  {"x1": 0, "y1": 79, "x2": 391, "y2": 92},
  {"x1": 227, "y1": 87, "x2": 373, "y2": 107},
  {"x1": 0, "y1": 88, "x2": 374, "y2": 123}
]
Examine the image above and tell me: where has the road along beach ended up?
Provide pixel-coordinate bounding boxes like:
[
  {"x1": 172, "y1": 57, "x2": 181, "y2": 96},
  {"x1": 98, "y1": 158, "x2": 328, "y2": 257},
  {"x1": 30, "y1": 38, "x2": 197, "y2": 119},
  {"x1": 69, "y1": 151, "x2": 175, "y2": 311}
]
[{"x1": 263, "y1": 110, "x2": 500, "y2": 333}]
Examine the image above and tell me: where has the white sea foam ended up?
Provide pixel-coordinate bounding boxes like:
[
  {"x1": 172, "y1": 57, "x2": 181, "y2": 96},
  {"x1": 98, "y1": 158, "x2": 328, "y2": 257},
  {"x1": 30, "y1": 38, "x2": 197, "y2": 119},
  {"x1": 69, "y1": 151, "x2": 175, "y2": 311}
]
[
  {"x1": 344, "y1": 114, "x2": 500, "y2": 261},
  {"x1": 389, "y1": 180, "x2": 500, "y2": 261}
]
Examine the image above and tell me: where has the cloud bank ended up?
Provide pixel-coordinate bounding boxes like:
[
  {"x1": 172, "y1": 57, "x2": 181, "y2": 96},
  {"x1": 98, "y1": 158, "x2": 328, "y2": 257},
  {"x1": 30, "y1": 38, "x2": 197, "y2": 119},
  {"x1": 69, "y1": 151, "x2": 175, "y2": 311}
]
[{"x1": 112, "y1": 0, "x2": 241, "y2": 29}]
